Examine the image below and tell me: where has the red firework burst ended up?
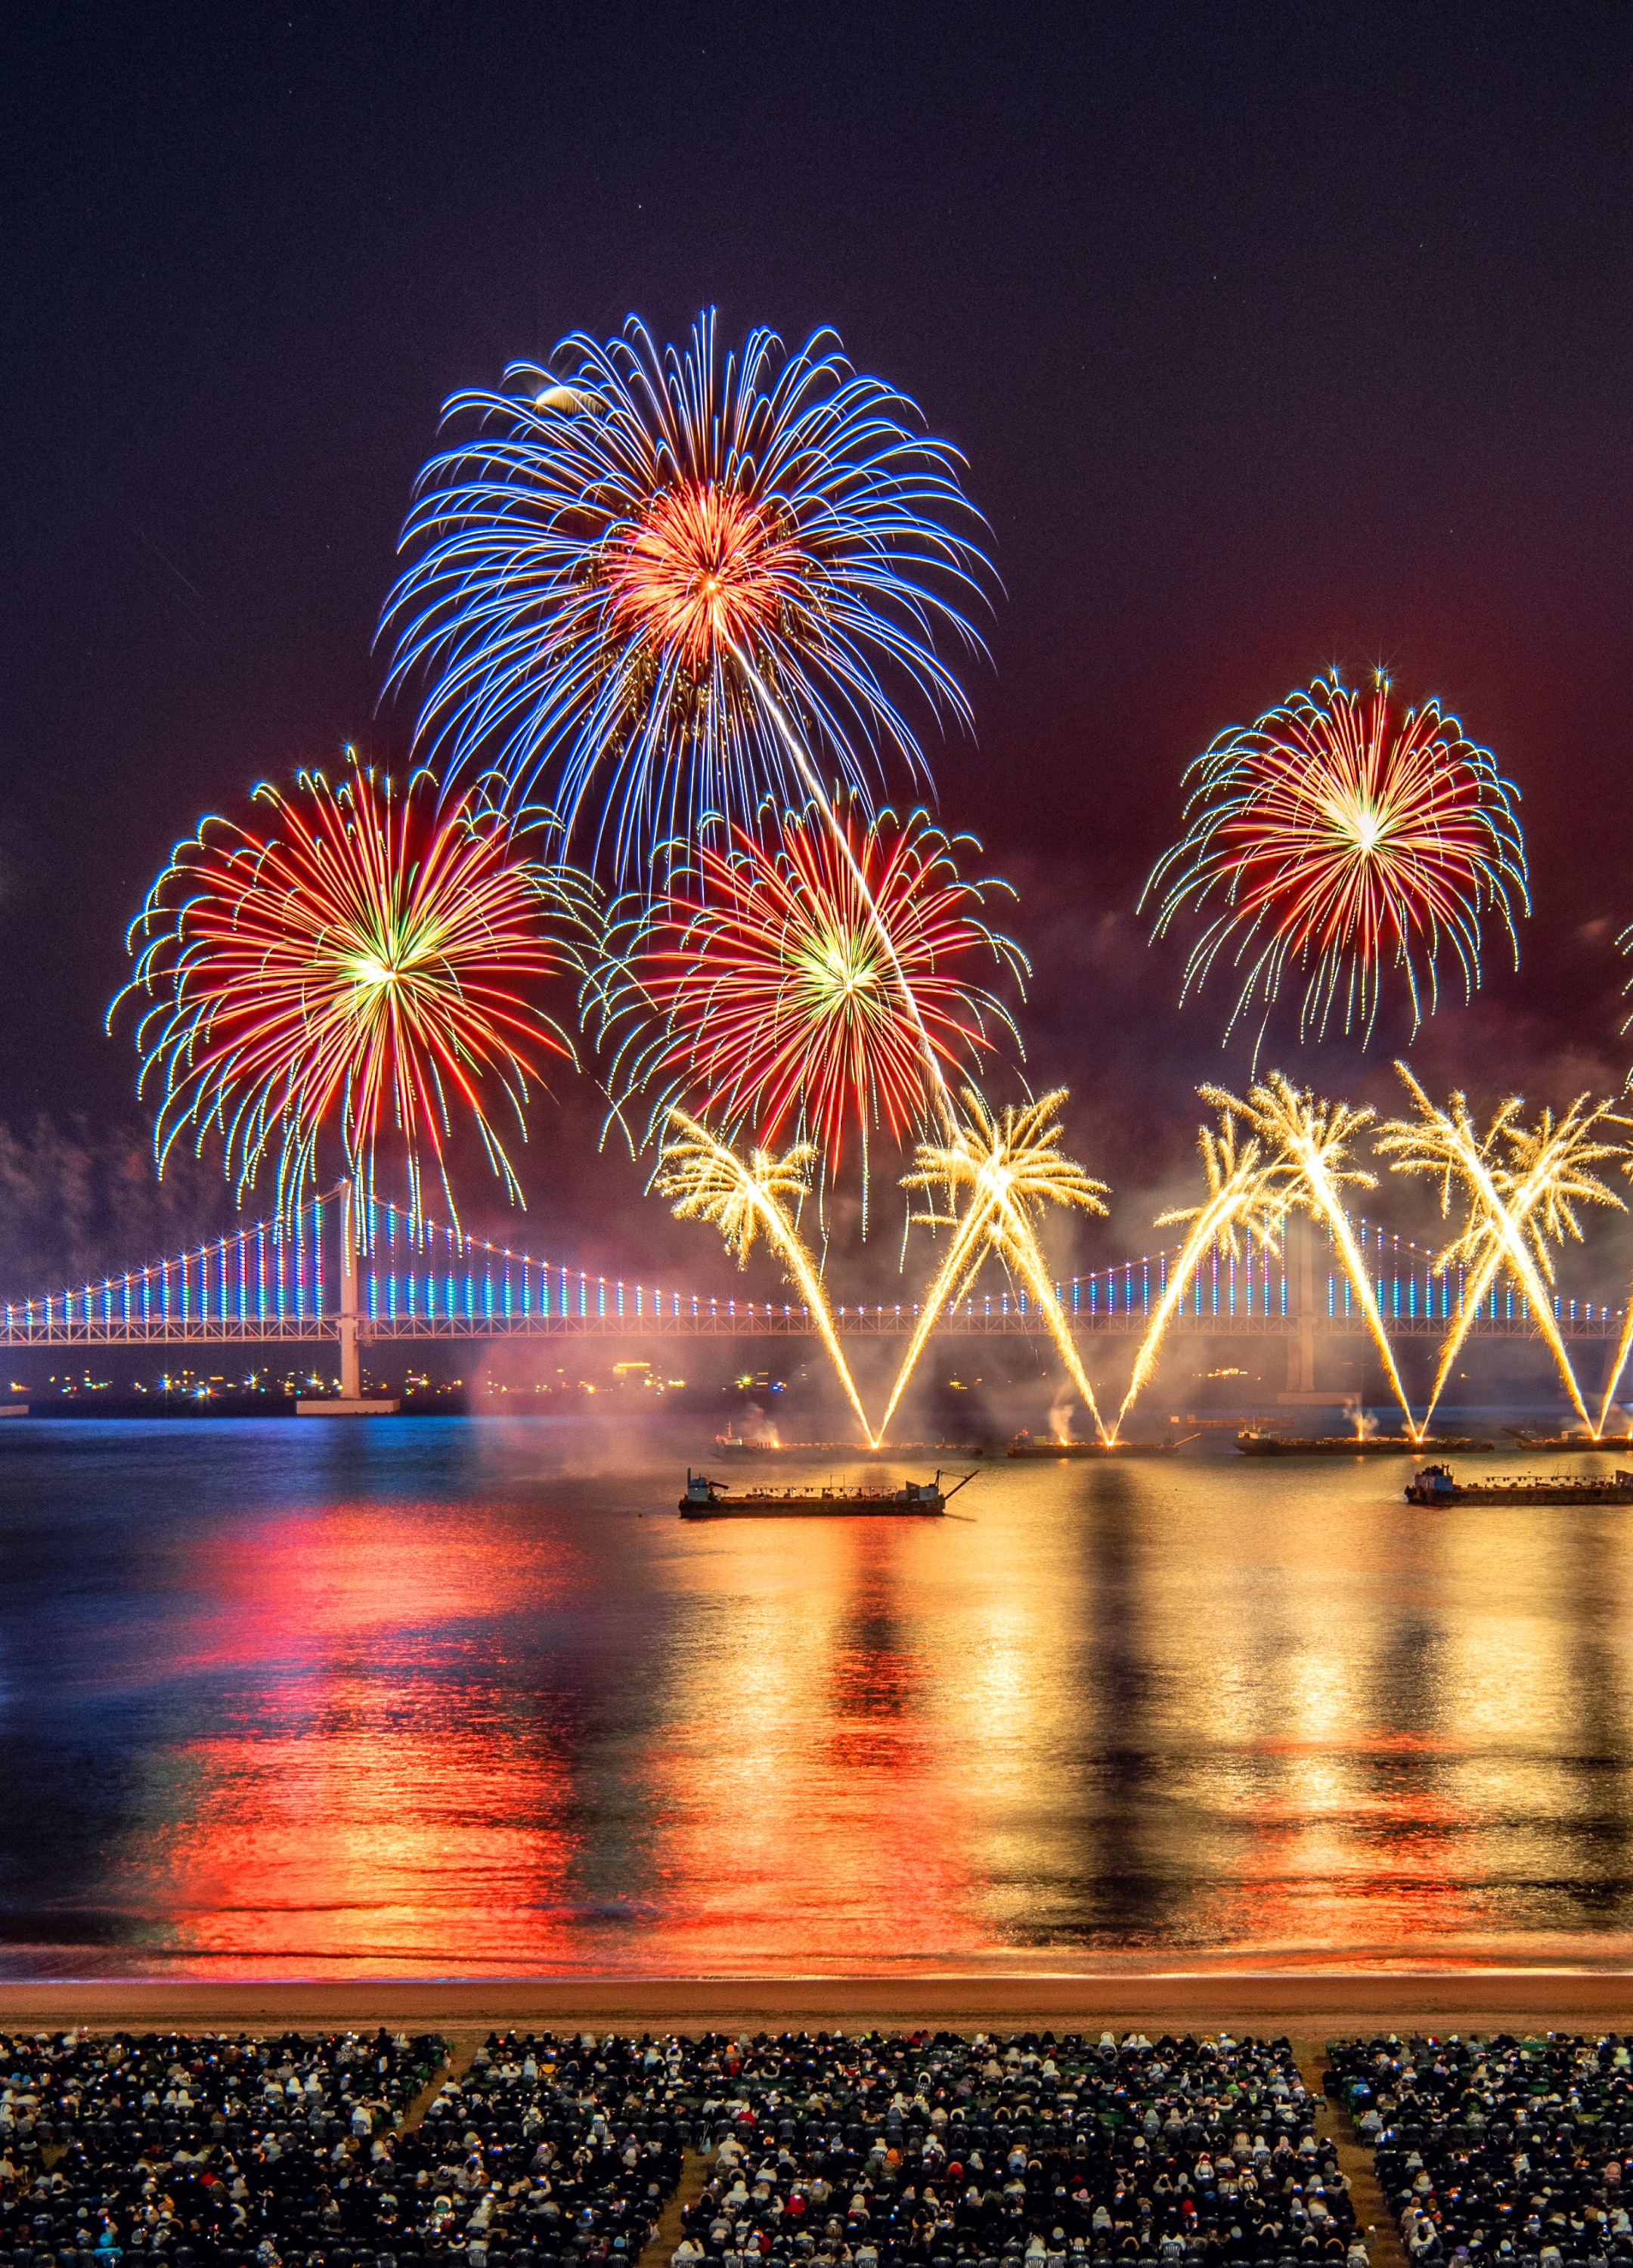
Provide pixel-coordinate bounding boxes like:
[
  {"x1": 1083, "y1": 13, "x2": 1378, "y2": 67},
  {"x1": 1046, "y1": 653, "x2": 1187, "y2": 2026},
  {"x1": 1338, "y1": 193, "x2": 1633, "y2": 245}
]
[
  {"x1": 604, "y1": 804, "x2": 1024, "y2": 1179},
  {"x1": 606, "y1": 481, "x2": 798, "y2": 674},
  {"x1": 116, "y1": 754, "x2": 590, "y2": 1221},
  {"x1": 1143, "y1": 674, "x2": 1528, "y2": 1046}
]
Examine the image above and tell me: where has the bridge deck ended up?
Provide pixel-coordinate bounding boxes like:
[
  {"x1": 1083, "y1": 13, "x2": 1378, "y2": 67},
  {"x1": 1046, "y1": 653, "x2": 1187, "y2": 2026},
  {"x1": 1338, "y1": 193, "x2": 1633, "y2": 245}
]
[
  {"x1": 0, "y1": 1308, "x2": 1616, "y2": 1346},
  {"x1": 3, "y1": 1193, "x2": 1619, "y2": 1356}
]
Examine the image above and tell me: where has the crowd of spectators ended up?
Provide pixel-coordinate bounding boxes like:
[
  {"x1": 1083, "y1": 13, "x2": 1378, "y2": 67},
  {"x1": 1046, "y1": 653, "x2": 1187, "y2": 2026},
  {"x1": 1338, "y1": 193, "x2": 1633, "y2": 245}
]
[
  {"x1": 0, "y1": 2026, "x2": 1377, "y2": 2268},
  {"x1": 0, "y1": 2028, "x2": 696, "y2": 2268},
  {"x1": 663, "y1": 2028, "x2": 1360, "y2": 2268},
  {"x1": 0, "y1": 2028, "x2": 443, "y2": 2268},
  {"x1": 414, "y1": 2031, "x2": 686, "y2": 2268},
  {"x1": 23, "y1": 2012, "x2": 1633, "y2": 2268},
  {"x1": 1328, "y1": 2032, "x2": 1633, "y2": 2268}
]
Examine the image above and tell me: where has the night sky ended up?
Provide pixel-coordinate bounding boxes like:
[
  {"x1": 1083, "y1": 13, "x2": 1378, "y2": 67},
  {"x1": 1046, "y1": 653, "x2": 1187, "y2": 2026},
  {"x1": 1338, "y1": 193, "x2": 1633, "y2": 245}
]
[{"x1": 8, "y1": 1, "x2": 1633, "y2": 1281}]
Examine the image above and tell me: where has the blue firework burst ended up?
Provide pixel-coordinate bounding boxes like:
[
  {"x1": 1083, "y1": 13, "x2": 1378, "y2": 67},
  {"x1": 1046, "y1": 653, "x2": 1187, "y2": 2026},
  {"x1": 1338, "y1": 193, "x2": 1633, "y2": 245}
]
[{"x1": 380, "y1": 309, "x2": 991, "y2": 880}]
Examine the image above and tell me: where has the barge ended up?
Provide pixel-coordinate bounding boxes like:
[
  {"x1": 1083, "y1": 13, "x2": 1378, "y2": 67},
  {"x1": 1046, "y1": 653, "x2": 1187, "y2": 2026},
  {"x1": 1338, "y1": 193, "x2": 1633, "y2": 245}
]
[
  {"x1": 680, "y1": 1468, "x2": 975, "y2": 1517},
  {"x1": 1505, "y1": 1431, "x2": 1633, "y2": 1452},
  {"x1": 1405, "y1": 1462, "x2": 1633, "y2": 1506},
  {"x1": 1008, "y1": 1432, "x2": 1182, "y2": 1459},
  {"x1": 1238, "y1": 1430, "x2": 1492, "y2": 1457}
]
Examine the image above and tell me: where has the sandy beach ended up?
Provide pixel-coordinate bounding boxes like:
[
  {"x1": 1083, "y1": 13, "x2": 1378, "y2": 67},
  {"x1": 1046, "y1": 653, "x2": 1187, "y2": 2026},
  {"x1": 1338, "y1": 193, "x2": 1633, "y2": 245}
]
[{"x1": 5, "y1": 1970, "x2": 1633, "y2": 2037}]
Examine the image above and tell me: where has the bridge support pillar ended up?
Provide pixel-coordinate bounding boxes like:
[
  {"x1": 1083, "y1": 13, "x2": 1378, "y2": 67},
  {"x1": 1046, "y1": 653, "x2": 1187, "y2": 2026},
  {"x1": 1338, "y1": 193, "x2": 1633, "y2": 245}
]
[
  {"x1": 339, "y1": 1203, "x2": 361, "y2": 1401},
  {"x1": 1288, "y1": 1313, "x2": 1316, "y2": 1395},
  {"x1": 297, "y1": 1182, "x2": 398, "y2": 1416},
  {"x1": 1277, "y1": 1213, "x2": 1333, "y2": 1405}
]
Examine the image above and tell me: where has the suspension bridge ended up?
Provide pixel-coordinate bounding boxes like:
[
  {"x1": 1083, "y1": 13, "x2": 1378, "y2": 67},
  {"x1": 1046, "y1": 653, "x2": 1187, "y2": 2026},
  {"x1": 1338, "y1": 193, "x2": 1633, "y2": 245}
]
[{"x1": 0, "y1": 1188, "x2": 1622, "y2": 1401}]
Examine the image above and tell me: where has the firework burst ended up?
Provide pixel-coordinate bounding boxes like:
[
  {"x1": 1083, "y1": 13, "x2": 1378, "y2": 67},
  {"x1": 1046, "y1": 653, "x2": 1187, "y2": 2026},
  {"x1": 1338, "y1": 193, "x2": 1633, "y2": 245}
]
[
  {"x1": 883, "y1": 1087, "x2": 1110, "y2": 1442},
  {"x1": 381, "y1": 309, "x2": 991, "y2": 878},
  {"x1": 596, "y1": 802, "x2": 1024, "y2": 1206},
  {"x1": 1204, "y1": 1069, "x2": 1420, "y2": 1433},
  {"x1": 114, "y1": 755, "x2": 593, "y2": 1223},
  {"x1": 653, "y1": 1108, "x2": 873, "y2": 1440},
  {"x1": 1378, "y1": 1067, "x2": 1626, "y2": 1434},
  {"x1": 1143, "y1": 673, "x2": 1527, "y2": 1052}
]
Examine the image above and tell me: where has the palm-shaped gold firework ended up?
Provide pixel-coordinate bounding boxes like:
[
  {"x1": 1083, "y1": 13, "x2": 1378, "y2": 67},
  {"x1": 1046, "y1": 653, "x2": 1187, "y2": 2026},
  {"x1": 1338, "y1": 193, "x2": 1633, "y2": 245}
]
[
  {"x1": 656, "y1": 1114, "x2": 820, "y2": 1266},
  {"x1": 655, "y1": 1108, "x2": 874, "y2": 1441},
  {"x1": 907, "y1": 1086, "x2": 1108, "y2": 1233},
  {"x1": 881, "y1": 1087, "x2": 1109, "y2": 1443},
  {"x1": 1378, "y1": 1067, "x2": 1626, "y2": 1433},
  {"x1": 1497, "y1": 1101, "x2": 1627, "y2": 1277},
  {"x1": 1201, "y1": 1069, "x2": 1418, "y2": 1434}
]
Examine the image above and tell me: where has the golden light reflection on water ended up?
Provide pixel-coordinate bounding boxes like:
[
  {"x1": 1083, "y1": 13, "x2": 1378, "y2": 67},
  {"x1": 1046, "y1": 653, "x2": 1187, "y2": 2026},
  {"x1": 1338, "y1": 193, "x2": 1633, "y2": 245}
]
[
  {"x1": 637, "y1": 1520, "x2": 970, "y2": 1967},
  {"x1": 8, "y1": 1422, "x2": 1633, "y2": 1975}
]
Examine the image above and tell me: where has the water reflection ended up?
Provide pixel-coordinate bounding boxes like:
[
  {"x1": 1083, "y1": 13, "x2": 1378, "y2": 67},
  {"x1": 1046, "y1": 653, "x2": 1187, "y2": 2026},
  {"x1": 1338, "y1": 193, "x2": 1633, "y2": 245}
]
[
  {"x1": 4, "y1": 1418, "x2": 1633, "y2": 1975},
  {"x1": 640, "y1": 1518, "x2": 968, "y2": 1967},
  {"x1": 101, "y1": 1500, "x2": 583, "y2": 1968}
]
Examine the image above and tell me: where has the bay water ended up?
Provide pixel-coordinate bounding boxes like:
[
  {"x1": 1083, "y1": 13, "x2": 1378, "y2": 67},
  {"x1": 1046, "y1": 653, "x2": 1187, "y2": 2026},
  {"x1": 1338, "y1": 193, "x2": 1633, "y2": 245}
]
[{"x1": 2, "y1": 1417, "x2": 1631, "y2": 1977}]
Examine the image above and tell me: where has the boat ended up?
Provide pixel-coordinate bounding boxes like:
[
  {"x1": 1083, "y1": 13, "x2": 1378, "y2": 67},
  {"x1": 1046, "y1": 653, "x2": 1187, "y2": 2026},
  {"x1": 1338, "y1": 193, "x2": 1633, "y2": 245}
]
[
  {"x1": 680, "y1": 1468, "x2": 975, "y2": 1517},
  {"x1": 1008, "y1": 1431, "x2": 1182, "y2": 1458},
  {"x1": 708, "y1": 1437, "x2": 988, "y2": 1457},
  {"x1": 1405, "y1": 1461, "x2": 1633, "y2": 1506},
  {"x1": 1238, "y1": 1430, "x2": 1492, "y2": 1457},
  {"x1": 1504, "y1": 1430, "x2": 1633, "y2": 1452}
]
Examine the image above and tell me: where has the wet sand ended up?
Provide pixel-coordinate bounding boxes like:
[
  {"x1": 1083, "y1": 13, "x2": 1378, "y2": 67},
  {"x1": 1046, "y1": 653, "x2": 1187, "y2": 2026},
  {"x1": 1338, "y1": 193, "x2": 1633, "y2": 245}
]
[{"x1": 5, "y1": 1970, "x2": 1633, "y2": 2035}]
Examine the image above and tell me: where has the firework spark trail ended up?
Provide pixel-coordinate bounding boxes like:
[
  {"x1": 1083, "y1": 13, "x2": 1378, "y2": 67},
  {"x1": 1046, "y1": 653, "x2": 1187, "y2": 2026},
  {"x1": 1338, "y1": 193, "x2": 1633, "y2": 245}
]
[
  {"x1": 1380, "y1": 1068, "x2": 1626, "y2": 1435},
  {"x1": 1381, "y1": 1071, "x2": 1613, "y2": 1434},
  {"x1": 871, "y1": 1188, "x2": 1002, "y2": 1450},
  {"x1": 1598, "y1": 1303, "x2": 1633, "y2": 1436},
  {"x1": 1383, "y1": 1092, "x2": 1528, "y2": 1434},
  {"x1": 1143, "y1": 674, "x2": 1527, "y2": 1058},
  {"x1": 1434, "y1": 1098, "x2": 1626, "y2": 1434},
  {"x1": 383, "y1": 310, "x2": 991, "y2": 881},
  {"x1": 1112, "y1": 1112, "x2": 1291, "y2": 1439},
  {"x1": 1429, "y1": 1214, "x2": 1573, "y2": 1438},
  {"x1": 1204, "y1": 1071, "x2": 1421, "y2": 1437},
  {"x1": 882, "y1": 1089, "x2": 1109, "y2": 1445},
  {"x1": 1500, "y1": 1100, "x2": 1631, "y2": 1433},
  {"x1": 1422, "y1": 1217, "x2": 1522, "y2": 1431},
  {"x1": 597, "y1": 802, "x2": 1024, "y2": 1222},
  {"x1": 111, "y1": 755, "x2": 590, "y2": 1226},
  {"x1": 990, "y1": 1207, "x2": 1112, "y2": 1442},
  {"x1": 655, "y1": 1108, "x2": 875, "y2": 1442}
]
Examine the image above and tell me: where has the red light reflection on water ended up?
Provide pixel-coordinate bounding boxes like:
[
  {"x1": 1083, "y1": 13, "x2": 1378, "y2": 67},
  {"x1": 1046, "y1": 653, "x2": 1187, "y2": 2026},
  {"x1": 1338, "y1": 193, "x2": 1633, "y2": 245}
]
[
  {"x1": 100, "y1": 1501, "x2": 583, "y2": 1973},
  {"x1": 1195, "y1": 1758, "x2": 1489, "y2": 1964}
]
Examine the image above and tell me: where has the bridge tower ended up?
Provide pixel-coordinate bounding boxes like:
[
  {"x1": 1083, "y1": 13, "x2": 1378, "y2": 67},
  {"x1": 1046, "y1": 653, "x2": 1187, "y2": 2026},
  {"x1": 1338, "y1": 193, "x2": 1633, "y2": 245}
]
[
  {"x1": 1285, "y1": 1210, "x2": 1318, "y2": 1397},
  {"x1": 339, "y1": 1182, "x2": 360, "y2": 1401},
  {"x1": 295, "y1": 1182, "x2": 398, "y2": 1416}
]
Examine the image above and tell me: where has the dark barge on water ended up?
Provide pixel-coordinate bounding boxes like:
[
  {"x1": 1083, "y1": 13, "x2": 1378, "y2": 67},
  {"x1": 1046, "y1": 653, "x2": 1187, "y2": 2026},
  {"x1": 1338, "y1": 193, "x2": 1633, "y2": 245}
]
[
  {"x1": 1505, "y1": 1431, "x2": 1633, "y2": 1452},
  {"x1": 680, "y1": 1469, "x2": 976, "y2": 1518},
  {"x1": 1008, "y1": 1432, "x2": 1182, "y2": 1459},
  {"x1": 1238, "y1": 1430, "x2": 1492, "y2": 1457},
  {"x1": 1405, "y1": 1463, "x2": 1633, "y2": 1506}
]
